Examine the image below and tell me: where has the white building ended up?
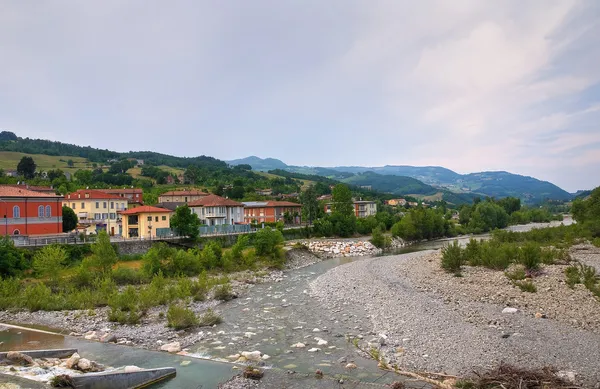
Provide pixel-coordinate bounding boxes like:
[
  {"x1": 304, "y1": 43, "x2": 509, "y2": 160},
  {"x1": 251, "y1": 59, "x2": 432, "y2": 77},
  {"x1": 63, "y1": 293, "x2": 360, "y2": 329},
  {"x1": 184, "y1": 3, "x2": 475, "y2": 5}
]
[{"x1": 188, "y1": 194, "x2": 244, "y2": 226}]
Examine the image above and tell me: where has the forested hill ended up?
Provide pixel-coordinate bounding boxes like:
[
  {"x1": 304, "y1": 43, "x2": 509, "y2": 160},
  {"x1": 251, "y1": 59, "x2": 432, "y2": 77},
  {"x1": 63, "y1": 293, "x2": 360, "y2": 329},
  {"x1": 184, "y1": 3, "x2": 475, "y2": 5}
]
[{"x1": 0, "y1": 133, "x2": 225, "y2": 169}]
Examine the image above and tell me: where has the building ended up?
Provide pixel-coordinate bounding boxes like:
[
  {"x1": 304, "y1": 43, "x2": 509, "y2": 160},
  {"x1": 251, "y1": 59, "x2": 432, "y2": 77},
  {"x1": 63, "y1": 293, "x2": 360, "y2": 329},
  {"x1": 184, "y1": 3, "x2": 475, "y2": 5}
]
[
  {"x1": 324, "y1": 200, "x2": 377, "y2": 218},
  {"x1": 0, "y1": 185, "x2": 63, "y2": 236},
  {"x1": 7, "y1": 184, "x2": 56, "y2": 195},
  {"x1": 97, "y1": 188, "x2": 144, "y2": 207},
  {"x1": 317, "y1": 194, "x2": 332, "y2": 201},
  {"x1": 188, "y1": 195, "x2": 244, "y2": 226},
  {"x1": 158, "y1": 190, "x2": 208, "y2": 203},
  {"x1": 243, "y1": 201, "x2": 302, "y2": 224},
  {"x1": 255, "y1": 189, "x2": 273, "y2": 196},
  {"x1": 385, "y1": 198, "x2": 407, "y2": 207},
  {"x1": 119, "y1": 206, "x2": 173, "y2": 239},
  {"x1": 63, "y1": 189, "x2": 128, "y2": 235}
]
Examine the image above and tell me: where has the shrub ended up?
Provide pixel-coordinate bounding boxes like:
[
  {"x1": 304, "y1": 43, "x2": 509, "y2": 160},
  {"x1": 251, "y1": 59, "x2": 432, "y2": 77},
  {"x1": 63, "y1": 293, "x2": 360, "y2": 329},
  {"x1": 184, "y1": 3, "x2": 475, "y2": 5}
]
[
  {"x1": 441, "y1": 241, "x2": 463, "y2": 275},
  {"x1": 167, "y1": 304, "x2": 199, "y2": 330},
  {"x1": 370, "y1": 227, "x2": 391, "y2": 249},
  {"x1": 517, "y1": 242, "x2": 542, "y2": 270},
  {"x1": 197, "y1": 309, "x2": 222, "y2": 326},
  {"x1": 108, "y1": 307, "x2": 141, "y2": 325},
  {"x1": 112, "y1": 267, "x2": 147, "y2": 285},
  {"x1": 108, "y1": 285, "x2": 138, "y2": 312},
  {"x1": 593, "y1": 238, "x2": 600, "y2": 248},
  {"x1": 23, "y1": 283, "x2": 54, "y2": 311},
  {"x1": 254, "y1": 227, "x2": 284, "y2": 258},
  {"x1": 33, "y1": 245, "x2": 67, "y2": 285},
  {"x1": 479, "y1": 242, "x2": 511, "y2": 270},
  {"x1": 580, "y1": 264, "x2": 599, "y2": 290},
  {"x1": 505, "y1": 268, "x2": 526, "y2": 281},
  {"x1": 513, "y1": 280, "x2": 537, "y2": 293},
  {"x1": 565, "y1": 265, "x2": 580, "y2": 288},
  {"x1": 213, "y1": 283, "x2": 235, "y2": 301},
  {"x1": 463, "y1": 239, "x2": 482, "y2": 266}
]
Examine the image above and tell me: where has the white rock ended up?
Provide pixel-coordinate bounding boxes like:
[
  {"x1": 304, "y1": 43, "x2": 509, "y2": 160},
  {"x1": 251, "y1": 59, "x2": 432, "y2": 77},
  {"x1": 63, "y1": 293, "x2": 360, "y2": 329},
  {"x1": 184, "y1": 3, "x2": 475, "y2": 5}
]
[
  {"x1": 77, "y1": 358, "x2": 91, "y2": 371},
  {"x1": 124, "y1": 365, "x2": 143, "y2": 372},
  {"x1": 83, "y1": 331, "x2": 98, "y2": 340},
  {"x1": 556, "y1": 371, "x2": 576, "y2": 383},
  {"x1": 291, "y1": 342, "x2": 306, "y2": 348},
  {"x1": 244, "y1": 332, "x2": 256, "y2": 339},
  {"x1": 312, "y1": 328, "x2": 321, "y2": 332},
  {"x1": 261, "y1": 354, "x2": 271, "y2": 360},
  {"x1": 241, "y1": 351, "x2": 262, "y2": 361},
  {"x1": 160, "y1": 342, "x2": 181, "y2": 353},
  {"x1": 502, "y1": 307, "x2": 518, "y2": 314},
  {"x1": 307, "y1": 348, "x2": 320, "y2": 352},
  {"x1": 65, "y1": 353, "x2": 80, "y2": 369},
  {"x1": 315, "y1": 337, "x2": 328, "y2": 346}
]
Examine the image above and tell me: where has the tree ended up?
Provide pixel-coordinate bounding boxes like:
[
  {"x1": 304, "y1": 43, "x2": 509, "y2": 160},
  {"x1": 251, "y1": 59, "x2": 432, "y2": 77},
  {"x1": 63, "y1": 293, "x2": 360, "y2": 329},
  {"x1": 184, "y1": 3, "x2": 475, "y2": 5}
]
[
  {"x1": 331, "y1": 184, "x2": 354, "y2": 217},
  {"x1": 300, "y1": 185, "x2": 320, "y2": 225},
  {"x1": 66, "y1": 159, "x2": 74, "y2": 167},
  {"x1": 33, "y1": 245, "x2": 66, "y2": 284},
  {"x1": 0, "y1": 131, "x2": 18, "y2": 141},
  {"x1": 17, "y1": 156, "x2": 36, "y2": 179},
  {"x1": 170, "y1": 205, "x2": 201, "y2": 240},
  {"x1": 62, "y1": 205, "x2": 77, "y2": 232},
  {"x1": 0, "y1": 237, "x2": 26, "y2": 278},
  {"x1": 89, "y1": 230, "x2": 118, "y2": 274},
  {"x1": 254, "y1": 227, "x2": 284, "y2": 259}
]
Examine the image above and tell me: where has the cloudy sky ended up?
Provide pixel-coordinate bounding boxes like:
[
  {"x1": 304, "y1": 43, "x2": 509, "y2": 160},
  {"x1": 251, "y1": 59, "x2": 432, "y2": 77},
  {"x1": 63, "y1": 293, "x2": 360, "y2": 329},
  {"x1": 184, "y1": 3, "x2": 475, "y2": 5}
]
[{"x1": 1, "y1": 1, "x2": 599, "y2": 191}]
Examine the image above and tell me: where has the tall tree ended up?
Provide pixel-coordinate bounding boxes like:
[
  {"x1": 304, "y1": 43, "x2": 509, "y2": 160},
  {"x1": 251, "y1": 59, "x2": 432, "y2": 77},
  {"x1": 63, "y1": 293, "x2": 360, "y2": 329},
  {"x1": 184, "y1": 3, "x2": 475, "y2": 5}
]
[
  {"x1": 300, "y1": 185, "x2": 319, "y2": 225},
  {"x1": 17, "y1": 156, "x2": 36, "y2": 179},
  {"x1": 89, "y1": 230, "x2": 118, "y2": 274},
  {"x1": 33, "y1": 245, "x2": 66, "y2": 285},
  {"x1": 332, "y1": 184, "x2": 354, "y2": 217},
  {"x1": 62, "y1": 205, "x2": 78, "y2": 232},
  {"x1": 170, "y1": 205, "x2": 201, "y2": 240},
  {"x1": 0, "y1": 237, "x2": 26, "y2": 278}
]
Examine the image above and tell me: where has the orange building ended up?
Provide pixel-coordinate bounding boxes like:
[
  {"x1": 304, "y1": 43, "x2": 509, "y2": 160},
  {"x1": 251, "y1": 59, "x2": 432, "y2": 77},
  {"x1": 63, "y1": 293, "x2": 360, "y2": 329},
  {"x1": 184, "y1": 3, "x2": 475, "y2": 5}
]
[
  {"x1": 0, "y1": 185, "x2": 63, "y2": 236},
  {"x1": 242, "y1": 201, "x2": 302, "y2": 224}
]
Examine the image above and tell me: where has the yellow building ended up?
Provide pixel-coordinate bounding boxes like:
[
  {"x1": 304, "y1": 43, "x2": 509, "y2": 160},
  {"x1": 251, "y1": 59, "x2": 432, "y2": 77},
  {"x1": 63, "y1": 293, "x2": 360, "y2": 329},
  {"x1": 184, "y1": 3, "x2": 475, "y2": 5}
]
[
  {"x1": 63, "y1": 189, "x2": 128, "y2": 235},
  {"x1": 119, "y1": 206, "x2": 173, "y2": 239}
]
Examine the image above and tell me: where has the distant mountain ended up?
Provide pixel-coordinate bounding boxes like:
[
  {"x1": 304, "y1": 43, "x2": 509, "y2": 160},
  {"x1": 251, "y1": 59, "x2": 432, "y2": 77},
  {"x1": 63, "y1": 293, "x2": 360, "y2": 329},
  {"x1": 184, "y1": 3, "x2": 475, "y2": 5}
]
[
  {"x1": 227, "y1": 156, "x2": 288, "y2": 171},
  {"x1": 230, "y1": 156, "x2": 572, "y2": 204}
]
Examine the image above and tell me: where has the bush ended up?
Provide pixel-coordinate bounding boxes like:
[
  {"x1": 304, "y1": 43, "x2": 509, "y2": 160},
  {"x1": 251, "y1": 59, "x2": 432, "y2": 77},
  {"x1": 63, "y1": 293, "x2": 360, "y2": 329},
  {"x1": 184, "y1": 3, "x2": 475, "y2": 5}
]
[
  {"x1": 441, "y1": 241, "x2": 463, "y2": 275},
  {"x1": 479, "y1": 242, "x2": 512, "y2": 270},
  {"x1": 167, "y1": 304, "x2": 199, "y2": 330},
  {"x1": 593, "y1": 238, "x2": 600, "y2": 248},
  {"x1": 513, "y1": 280, "x2": 537, "y2": 293},
  {"x1": 108, "y1": 307, "x2": 141, "y2": 325},
  {"x1": 505, "y1": 267, "x2": 526, "y2": 281},
  {"x1": 565, "y1": 265, "x2": 580, "y2": 288},
  {"x1": 197, "y1": 309, "x2": 222, "y2": 326},
  {"x1": 213, "y1": 283, "x2": 235, "y2": 301},
  {"x1": 108, "y1": 285, "x2": 138, "y2": 312},
  {"x1": 254, "y1": 227, "x2": 284, "y2": 258},
  {"x1": 518, "y1": 243, "x2": 542, "y2": 270},
  {"x1": 370, "y1": 227, "x2": 391, "y2": 249},
  {"x1": 463, "y1": 239, "x2": 482, "y2": 266},
  {"x1": 112, "y1": 267, "x2": 147, "y2": 285},
  {"x1": 23, "y1": 283, "x2": 54, "y2": 311}
]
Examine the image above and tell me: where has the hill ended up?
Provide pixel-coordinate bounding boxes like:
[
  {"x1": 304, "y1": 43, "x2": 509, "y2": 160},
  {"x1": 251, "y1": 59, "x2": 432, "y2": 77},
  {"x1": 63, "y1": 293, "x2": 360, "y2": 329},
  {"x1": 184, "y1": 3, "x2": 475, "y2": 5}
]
[{"x1": 227, "y1": 156, "x2": 288, "y2": 171}]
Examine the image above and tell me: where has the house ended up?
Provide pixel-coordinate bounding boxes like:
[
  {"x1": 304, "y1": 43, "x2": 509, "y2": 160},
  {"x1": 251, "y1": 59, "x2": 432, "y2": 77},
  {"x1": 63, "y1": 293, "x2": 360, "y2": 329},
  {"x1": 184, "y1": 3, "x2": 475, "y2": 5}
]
[
  {"x1": 97, "y1": 188, "x2": 144, "y2": 206},
  {"x1": 155, "y1": 202, "x2": 185, "y2": 212},
  {"x1": 255, "y1": 189, "x2": 273, "y2": 196},
  {"x1": 243, "y1": 201, "x2": 302, "y2": 224},
  {"x1": 385, "y1": 198, "x2": 407, "y2": 207},
  {"x1": 324, "y1": 200, "x2": 377, "y2": 218},
  {"x1": 5, "y1": 170, "x2": 18, "y2": 177},
  {"x1": 119, "y1": 206, "x2": 173, "y2": 239},
  {"x1": 0, "y1": 185, "x2": 63, "y2": 236},
  {"x1": 158, "y1": 189, "x2": 208, "y2": 203},
  {"x1": 63, "y1": 189, "x2": 128, "y2": 235},
  {"x1": 9, "y1": 184, "x2": 56, "y2": 195},
  {"x1": 188, "y1": 195, "x2": 244, "y2": 226},
  {"x1": 317, "y1": 194, "x2": 332, "y2": 201}
]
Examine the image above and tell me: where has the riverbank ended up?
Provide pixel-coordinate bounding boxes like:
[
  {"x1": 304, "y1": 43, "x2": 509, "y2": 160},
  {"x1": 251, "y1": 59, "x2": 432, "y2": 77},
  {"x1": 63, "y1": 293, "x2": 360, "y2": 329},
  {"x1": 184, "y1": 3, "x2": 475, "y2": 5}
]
[{"x1": 310, "y1": 248, "x2": 600, "y2": 387}]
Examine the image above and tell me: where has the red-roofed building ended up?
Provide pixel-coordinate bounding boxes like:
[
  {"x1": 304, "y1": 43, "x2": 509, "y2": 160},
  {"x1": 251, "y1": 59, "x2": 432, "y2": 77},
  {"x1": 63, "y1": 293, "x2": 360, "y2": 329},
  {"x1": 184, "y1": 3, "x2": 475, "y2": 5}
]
[
  {"x1": 158, "y1": 189, "x2": 208, "y2": 203},
  {"x1": 0, "y1": 185, "x2": 63, "y2": 236},
  {"x1": 63, "y1": 190, "x2": 128, "y2": 235},
  {"x1": 97, "y1": 188, "x2": 144, "y2": 207},
  {"x1": 188, "y1": 194, "x2": 244, "y2": 226},
  {"x1": 242, "y1": 201, "x2": 302, "y2": 224},
  {"x1": 118, "y1": 205, "x2": 173, "y2": 239}
]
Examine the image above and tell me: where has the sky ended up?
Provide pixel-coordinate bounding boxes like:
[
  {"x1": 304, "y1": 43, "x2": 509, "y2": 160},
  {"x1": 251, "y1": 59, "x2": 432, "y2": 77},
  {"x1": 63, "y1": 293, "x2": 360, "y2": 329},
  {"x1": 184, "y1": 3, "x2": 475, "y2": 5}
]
[{"x1": 1, "y1": 1, "x2": 599, "y2": 192}]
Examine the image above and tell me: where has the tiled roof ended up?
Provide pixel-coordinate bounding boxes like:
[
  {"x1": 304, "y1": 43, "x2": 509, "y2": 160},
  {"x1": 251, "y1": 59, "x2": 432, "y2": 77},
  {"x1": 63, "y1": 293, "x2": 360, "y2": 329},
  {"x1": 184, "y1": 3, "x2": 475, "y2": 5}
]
[
  {"x1": 0, "y1": 185, "x2": 62, "y2": 198},
  {"x1": 155, "y1": 202, "x2": 185, "y2": 211},
  {"x1": 188, "y1": 194, "x2": 243, "y2": 207},
  {"x1": 243, "y1": 201, "x2": 301, "y2": 208},
  {"x1": 98, "y1": 188, "x2": 143, "y2": 194},
  {"x1": 119, "y1": 205, "x2": 172, "y2": 215},
  {"x1": 160, "y1": 190, "x2": 208, "y2": 196},
  {"x1": 65, "y1": 190, "x2": 123, "y2": 200}
]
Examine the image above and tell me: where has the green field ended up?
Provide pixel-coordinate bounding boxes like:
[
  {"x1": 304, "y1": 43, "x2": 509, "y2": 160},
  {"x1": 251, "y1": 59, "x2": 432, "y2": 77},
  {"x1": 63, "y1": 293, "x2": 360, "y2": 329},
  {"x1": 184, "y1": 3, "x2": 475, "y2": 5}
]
[{"x1": 0, "y1": 151, "x2": 89, "y2": 174}]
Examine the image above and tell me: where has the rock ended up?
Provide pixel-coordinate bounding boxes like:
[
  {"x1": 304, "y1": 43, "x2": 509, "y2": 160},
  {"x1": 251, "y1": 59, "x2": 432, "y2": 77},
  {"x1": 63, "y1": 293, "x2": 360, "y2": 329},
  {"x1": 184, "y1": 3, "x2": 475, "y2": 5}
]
[
  {"x1": 315, "y1": 337, "x2": 328, "y2": 346},
  {"x1": 100, "y1": 333, "x2": 117, "y2": 343},
  {"x1": 535, "y1": 312, "x2": 547, "y2": 319},
  {"x1": 261, "y1": 354, "x2": 271, "y2": 360},
  {"x1": 124, "y1": 365, "x2": 143, "y2": 372},
  {"x1": 502, "y1": 307, "x2": 518, "y2": 314},
  {"x1": 241, "y1": 351, "x2": 262, "y2": 361},
  {"x1": 345, "y1": 362, "x2": 358, "y2": 369},
  {"x1": 312, "y1": 328, "x2": 321, "y2": 332},
  {"x1": 244, "y1": 332, "x2": 256, "y2": 339},
  {"x1": 227, "y1": 354, "x2": 241, "y2": 360},
  {"x1": 84, "y1": 331, "x2": 99, "y2": 341},
  {"x1": 160, "y1": 342, "x2": 181, "y2": 353},
  {"x1": 556, "y1": 371, "x2": 576, "y2": 383},
  {"x1": 6, "y1": 351, "x2": 34, "y2": 366},
  {"x1": 307, "y1": 347, "x2": 320, "y2": 352},
  {"x1": 76, "y1": 358, "x2": 102, "y2": 372},
  {"x1": 291, "y1": 342, "x2": 306, "y2": 348},
  {"x1": 65, "y1": 352, "x2": 81, "y2": 369},
  {"x1": 337, "y1": 356, "x2": 348, "y2": 364}
]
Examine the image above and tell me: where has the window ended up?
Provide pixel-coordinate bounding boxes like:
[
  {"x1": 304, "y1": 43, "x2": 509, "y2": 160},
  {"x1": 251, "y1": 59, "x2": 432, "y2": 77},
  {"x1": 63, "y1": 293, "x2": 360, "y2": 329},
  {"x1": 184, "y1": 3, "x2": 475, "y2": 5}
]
[
  {"x1": 110, "y1": 202, "x2": 114, "y2": 209},
  {"x1": 155, "y1": 216, "x2": 158, "y2": 222},
  {"x1": 109, "y1": 213, "x2": 116, "y2": 220},
  {"x1": 81, "y1": 202, "x2": 85, "y2": 209},
  {"x1": 94, "y1": 213, "x2": 101, "y2": 220},
  {"x1": 162, "y1": 216, "x2": 166, "y2": 221},
  {"x1": 103, "y1": 202, "x2": 107, "y2": 209},
  {"x1": 38, "y1": 205, "x2": 44, "y2": 218},
  {"x1": 12, "y1": 206, "x2": 20, "y2": 218},
  {"x1": 96, "y1": 202, "x2": 99, "y2": 209},
  {"x1": 147, "y1": 216, "x2": 152, "y2": 222},
  {"x1": 184, "y1": 197, "x2": 188, "y2": 202},
  {"x1": 45, "y1": 205, "x2": 51, "y2": 218},
  {"x1": 102, "y1": 213, "x2": 108, "y2": 219},
  {"x1": 13, "y1": 229, "x2": 20, "y2": 235},
  {"x1": 72, "y1": 203, "x2": 76, "y2": 210}
]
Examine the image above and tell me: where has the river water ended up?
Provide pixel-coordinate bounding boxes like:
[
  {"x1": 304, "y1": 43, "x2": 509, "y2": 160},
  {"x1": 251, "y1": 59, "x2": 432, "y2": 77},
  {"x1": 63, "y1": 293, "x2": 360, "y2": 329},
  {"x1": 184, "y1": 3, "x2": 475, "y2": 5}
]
[{"x1": 1, "y1": 219, "x2": 571, "y2": 388}]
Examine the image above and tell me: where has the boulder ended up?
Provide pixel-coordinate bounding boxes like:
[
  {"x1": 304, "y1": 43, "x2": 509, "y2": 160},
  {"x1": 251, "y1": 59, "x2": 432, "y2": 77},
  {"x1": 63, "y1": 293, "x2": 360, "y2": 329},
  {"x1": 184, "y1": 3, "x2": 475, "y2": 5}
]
[
  {"x1": 100, "y1": 333, "x2": 117, "y2": 343},
  {"x1": 291, "y1": 342, "x2": 306, "y2": 348},
  {"x1": 76, "y1": 358, "x2": 103, "y2": 372},
  {"x1": 65, "y1": 352, "x2": 81, "y2": 369},
  {"x1": 502, "y1": 307, "x2": 518, "y2": 314},
  {"x1": 345, "y1": 363, "x2": 358, "y2": 369},
  {"x1": 84, "y1": 331, "x2": 99, "y2": 341},
  {"x1": 6, "y1": 351, "x2": 34, "y2": 366},
  {"x1": 307, "y1": 348, "x2": 320, "y2": 352},
  {"x1": 241, "y1": 351, "x2": 262, "y2": 361},
  {"x1": 160, "y1": 342, "x2": 181, "y2": 353}
]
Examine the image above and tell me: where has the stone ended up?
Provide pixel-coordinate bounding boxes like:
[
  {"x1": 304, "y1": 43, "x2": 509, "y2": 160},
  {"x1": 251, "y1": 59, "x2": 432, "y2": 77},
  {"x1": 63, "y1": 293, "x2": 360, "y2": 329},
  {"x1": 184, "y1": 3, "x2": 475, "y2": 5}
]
[
  {"x1": 160, "y1": 341, "x2": 181, "y2": 353},
  {"x1": 291, "y1": 342, "x2": 306, "y2": 348},
  {"x1": 556, "y1": 371, "x2": 576, "y2": 383},
  {"x1": 6, "y1": 351, "x2": 34, "y2": 366},
  {"x1": 65, "y1": 352, "x2": 81, "y2": 369},
  {"x1": 124, "y1": 365, "x2": 143, "y2": 372},
  {"x1": 261, "y1": 354, "x2": 271, "y2": 360},
  {"x1": 84, "y1": 331, "x2": 99, "y2": 341},
  {"x1": 241, "y1": 351, "x2": 262, "y2": 361},
  {"x1": 315, "y1": 337, "x2": 328, "y2": 346},
  {"x1": 312, "y1": 328, "x2": 321, "y2": 332},
  {"x1": 76, "y1": 358, "x2": 91, "y2": 371},
  {"x1": 307, "y1": 348, "x2": 320, "y2": 352},
  {"x1": 345, "y1": 362, "x2": 358, "y2": 369},
  {"x1": 535, "y1": 312, "x2": 547, "y2": 319},
  {"x1": 502, "y1": 307, "x2": 518, "y2": 314},
  {"x1": 100, "y1": 333, "x2": 117, "y2": 343}
]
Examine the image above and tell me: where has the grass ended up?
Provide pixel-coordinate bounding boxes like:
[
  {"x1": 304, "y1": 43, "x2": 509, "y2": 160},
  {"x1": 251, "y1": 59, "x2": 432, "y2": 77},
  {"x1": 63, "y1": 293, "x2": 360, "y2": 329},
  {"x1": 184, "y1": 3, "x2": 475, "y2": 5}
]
[
  {"x1": 166, "y1": 304, "x2": 199, "y2": 330},
  {"x1": 0, "y1": 151, "x2": 88, "y2": 174},
  {"x1": 505, "y1": 267, "x2": 526, "y2": 281},
  {"x1": 197, "y1": 309, "x2": 222, "y2": 326},
  {"x1": 441, "y1": 241, "x2": 464, "y2": 275},
  {"x1": 513, "y1": 280, "x2": 537, "y2": 293},
  {"x1": 212, "y1": 283, "x2": 236, "y2": 301},
  {"x1": 456, "y1": 363, "x2": 572, "y2": 389}
]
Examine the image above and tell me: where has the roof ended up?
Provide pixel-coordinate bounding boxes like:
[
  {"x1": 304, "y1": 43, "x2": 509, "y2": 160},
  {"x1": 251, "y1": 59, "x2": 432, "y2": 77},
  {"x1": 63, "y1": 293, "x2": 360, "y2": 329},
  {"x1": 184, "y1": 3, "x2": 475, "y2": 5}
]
[
  {"x1": 119, "y1": 205, "x2": 173, "y2": 215},
  {"x1": 188, "y1": 194, "x2": 244, "y2": 207},
  {"x1": 97, "y1": 188, "x2": 143, "y2": 194},
  {"x1": 243, "y1": 201, "x2": 301, "y2": 208},
  {"x1": 160, "y1": 190, "x2": 208, "y2": 197},
  {"x1": 65, "y1": 190, "x2": 123, "y2": 200},
  {"x1": 0, "y1": 185, "x2": 62, "y2": 198},
  {"x1": 155, "y1": 202, "x2": 185, "y2": 211}
]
